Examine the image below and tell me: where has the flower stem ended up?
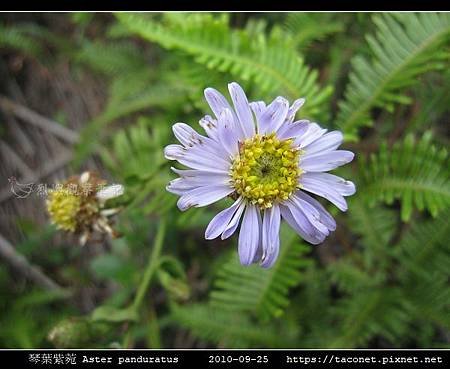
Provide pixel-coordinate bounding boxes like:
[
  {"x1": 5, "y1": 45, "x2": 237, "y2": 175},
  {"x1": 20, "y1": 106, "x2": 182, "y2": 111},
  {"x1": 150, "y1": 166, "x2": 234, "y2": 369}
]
[{"x1": 123, "y1": 218, "x2": 166, "y2": 347}]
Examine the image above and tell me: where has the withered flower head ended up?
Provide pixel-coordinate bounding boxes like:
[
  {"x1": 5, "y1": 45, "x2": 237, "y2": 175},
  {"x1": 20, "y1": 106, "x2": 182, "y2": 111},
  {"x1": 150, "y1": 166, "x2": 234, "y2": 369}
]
[{"x1": 46, "y1": 171, "x2": 124, "y2": 245}]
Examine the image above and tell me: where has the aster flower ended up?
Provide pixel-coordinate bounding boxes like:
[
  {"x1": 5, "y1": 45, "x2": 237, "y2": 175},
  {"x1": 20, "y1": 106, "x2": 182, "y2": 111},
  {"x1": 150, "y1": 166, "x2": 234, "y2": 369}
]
[
  {"x1": 165, "y1": 82, "x2": 356, "y2": 268},
  {"x1": 46, "y1": 171, "x2": 124, "y2": 245}
]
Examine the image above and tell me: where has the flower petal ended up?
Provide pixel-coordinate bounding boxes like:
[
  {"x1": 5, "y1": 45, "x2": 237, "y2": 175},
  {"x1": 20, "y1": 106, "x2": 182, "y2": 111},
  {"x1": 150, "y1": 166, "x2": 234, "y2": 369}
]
[
  {"x1": 258, "y1": 96, "x2": 289, "y2": 134},
  {"x1": 164, "y1": 144, "x2": 230, "y2": 173},
  {"x1": 221, "y1": 200, "x2": 246, "y2": 239},
  {"x1": 280, "y1": 202, "x2": 327, "y2": 245},
  {"x1": 199, "y1": 115, "x2": 219, "y2": 141},
  {"x1": 295, "y1": 191, "x2": 336, "y2": 231},
  {"x1": 204, "y1": 87, "x2": 234, "y2": 118},
  {"x1": 291, "y1": 194, "x2": 330, "y2": 235},
  {"x1": 217, "y1": 108, "x2": 240, "y2": 157},
  {"x1": 238, "y1": 204, "x2": 261, "y2": 265},
  {"x1": 260, "y1": 205, "x2": 281, "y2": 268},
  {"x1": 167, "y1": 170, "x2": 230, "y2": 195},
  {"x1": 303, "y1": 131, "x2": 343, "y2": 156},
  {"x1": 300, "y1": 150, "x2": 355, "y2": 172},
  {"x1": 295, "y1": 122, "x2": 327, "y2": 148},
  {"x1": 177, "y1": 185, "x2": 233, "y2": 211},
  {"x1": 301, "y1": 172, "x2": 356, "y2": 196},
  {"x1": 299, "y1": 175, "x2": 348, "y2": 211},
  {"x1": 164, "y1": 144, "x2": 184, "y2": 160},
  {"x1": 166, "y1": 178, "x2": 197, "y2": 195},
  {"x1": 96, "y1": 184, "x2": 124, "y2": 201},
  {"x1": 173, "y1": 123, "x2": 203, "y2": 147},
  {"x1": 171, "y1": 167, "x2": 230, "y2": 183},
  {"x1": 205, "y1": 197, "x2": 243, "y2": 240},
  {"x1": 286, "y1": 98, "x2": 305, "y2": 123},
  {"x1": 228, "y1": 82, "x2": 255, "y2": 138},
  {"x1": 249, "y1": 101, "x2": 266, "y2": 121},
  {"x1": 276, "y1": 119, "x2": 310, "y2": 140}
]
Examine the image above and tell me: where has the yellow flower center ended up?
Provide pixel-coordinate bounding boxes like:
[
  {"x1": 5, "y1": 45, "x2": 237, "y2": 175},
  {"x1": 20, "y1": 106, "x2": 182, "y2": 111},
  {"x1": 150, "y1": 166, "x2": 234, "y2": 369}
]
[
  {"x1": 46, "y1": 189, "x2": 81, "y2": 232},
  {"x1": 230, "y1": 133, "x2": 302, "y2": 209}
]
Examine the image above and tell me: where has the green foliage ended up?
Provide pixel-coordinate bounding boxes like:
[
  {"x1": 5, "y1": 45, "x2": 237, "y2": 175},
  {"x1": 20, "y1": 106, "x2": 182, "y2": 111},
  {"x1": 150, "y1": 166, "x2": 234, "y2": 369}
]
[
  {"x1": 170, "y1": 303, "x2": 297, "y2": 348},
  {"x1": 337, "y1": 13, "x2": 450, "y2": 140},
  {"x1": 283, "y1": 13, "x2": 344, "y2": 49},
  {"x1": 396, "y1": 209, "x2": 449, "y2": 282},
  {"x1": 0, "y1": 23, "x2": 44, "y2": 57},
  {"x1": 211, "y1": 225, "x2": 311, "y2": 320},
  {"x1": 115, "y1": 13, "x2": 332, "y2": 120},
  {"x1": 359, "y1": 132, "x2": 449, "y2": 221},
  {"x1": 0, "y1": 12, "x2": 449, "y2": 350}
]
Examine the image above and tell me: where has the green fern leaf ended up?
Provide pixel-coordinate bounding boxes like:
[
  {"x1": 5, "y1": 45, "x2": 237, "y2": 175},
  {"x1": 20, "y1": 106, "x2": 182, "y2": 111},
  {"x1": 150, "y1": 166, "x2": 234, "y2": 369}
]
[
  {"x1": 283, "y1": 13, "x2": 344, "y2": 49},
  {"x1": 359, "y1": 132, "x2": 449, "y2": 221},
  {"x1": 115, "y1": 13, "x2": 332, "y2": 119},
  {"x1": 0, "y1": 23, "x2": 44, "y2": 57},
  {"x1": 396, "y1": 210, "x2": 450, "y2": 281},
  {"x1": 330, "y1": 287, "x2": 411, "y2": 347},
  {"x1": 170, "y1": 303, "x2": 297, "y2": 348},
  {"x1": 210, "y1": 225, "x2": 311, "y2": 321},
  {"x1": 348, "y1": 200, "x2": 398, "y2": 251},
  {"x1": 337, "y1": 13, "x2": 450, "y2": 140}
]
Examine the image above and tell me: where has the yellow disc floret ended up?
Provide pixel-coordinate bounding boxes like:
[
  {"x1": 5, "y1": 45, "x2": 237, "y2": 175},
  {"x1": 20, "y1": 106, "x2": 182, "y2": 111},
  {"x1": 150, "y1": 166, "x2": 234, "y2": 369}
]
[
  {"x1": 230, "y1": 133, "x2": 302, "y2": 209},
  {"x1": 46, "y1": 188, "x2": 82, "y2": 232}
]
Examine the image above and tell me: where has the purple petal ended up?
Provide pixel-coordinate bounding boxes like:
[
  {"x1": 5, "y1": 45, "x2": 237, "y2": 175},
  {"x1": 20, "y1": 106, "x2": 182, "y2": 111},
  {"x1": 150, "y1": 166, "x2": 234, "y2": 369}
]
[
  {"x1": 165, "y1": 144, "x2": 230, "y2": 173},
  {"x1": 164, "y1": 144, "x2": 184, "y2": 160},
  {"x1": 299, "y1": 175, "x2": 348, "y2": 211},
  {"x1": 199, "y1": 115, "x2": 219, "y2": 141},
  {"x1": 295, "y1": 123, "x2": 327, "y2": 148},
  {"x1": 280, "y1": 202, "x2": 327, "y2": 245},
  {"x1": 301, "y1": 172, "x2": 356, "y2": 196},
  {"x1": 167, "y1": 169, "x2": 230, "y2": 195},
  {"x1": 205, "y1": 197, "x2": 243, "y2": 240},
  {"x1": 300, "y1": 150, "x2": 355, "y2": 172},
  {"x1": 286, "y1": 98, "x2": 305, "y2": 123},
  {"x1": 166, "y1": 178, "x2": 197, "y2": 195},
  {"x1": 221, "y1": 200, "x2": 246, "y2": 239},
  {"x1": 238, "y1": 204, "x2": 261, "y2": 265},
  {"x1": 171, "y1": 167, "x2": 229, "y2": 183},
  {"x1": 258, "y1": 96, "x2": 289, "y2": 134},
  {"x1": 249, "y1": 101, "x2": 266, "y2": 121},
  {"x1": 295, "y1": 191, "x2": 336, "y2": 231},
  {"x1": 303, "y1": 131, "x2": 343, "y2": 156},
  {"x1": 276, "y1": 119, "x2": 310, "y2": 140},
  {"x1": 173, "y1": 123, "x2": 204, "y2": 147},
  {"x1": 217, "y1": 108, "x2": 240, "y2": 157},
  {"x1": 260, "y1": 205, "x2": 281, "y2": 268},
  {"x1": 204, "y1": 88, "x2": 234, "y2": 119},
  {"x1": 291, "y1": 194, "x2": 329, "y2": 235},
  {"x1": 177, "y1": 185, "x2": 233, "y2": 211},
  {"x1": 228, "y1": 82, "x2": 255, "y2": 138}
]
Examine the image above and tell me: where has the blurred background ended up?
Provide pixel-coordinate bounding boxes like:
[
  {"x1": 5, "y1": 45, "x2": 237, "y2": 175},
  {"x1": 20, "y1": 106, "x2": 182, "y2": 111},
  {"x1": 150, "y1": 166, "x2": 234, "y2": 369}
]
[{"x1": 0, "y1": 12, "x2": 449, "y2": 348}]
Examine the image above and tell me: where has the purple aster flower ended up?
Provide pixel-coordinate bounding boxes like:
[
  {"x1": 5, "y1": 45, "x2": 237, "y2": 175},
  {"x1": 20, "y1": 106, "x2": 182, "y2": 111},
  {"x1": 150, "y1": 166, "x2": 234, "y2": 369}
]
[{"x1": 164, "y1": 82, "x2": 356, "y2": 268}]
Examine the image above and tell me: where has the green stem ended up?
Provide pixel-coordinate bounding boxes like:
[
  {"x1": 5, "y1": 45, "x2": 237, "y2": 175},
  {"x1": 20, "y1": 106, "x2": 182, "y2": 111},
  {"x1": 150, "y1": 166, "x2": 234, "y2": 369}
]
[
  {"x1": 147, "y1": 306, "x2": 162, "y2": 348},
  {"x1": 123, "y1": 218, "x2": 166, "y2": 347}
]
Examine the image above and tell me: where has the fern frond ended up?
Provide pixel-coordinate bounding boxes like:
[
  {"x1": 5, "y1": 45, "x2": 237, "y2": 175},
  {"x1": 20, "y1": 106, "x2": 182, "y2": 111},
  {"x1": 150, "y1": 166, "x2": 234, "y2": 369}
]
[
  {"x1": 0, "y1": 23, "x2": 44, "y2": 57},
  {"x1": 74, "y1": 83, "x2": 188, "y2": 165},
  {"x1": 115, "y1": 13, "x2": 332, "y2": 119},
  {"x1": 76, "y1": 40, "x2": 151, "y2": 77},
  {"x1": 348, "y1": 200, "x2": 398, "y2": 252},
  {"x1": 210, "y1": 225, "x2": 311, "y2": 321},
  {"x1": 337, "y1": 13, "x2": 450, "y2": 140},
  {"x1": 283, "y1": 13, "x2": 344, "y2": 49},
  {"x1": 396, "y1": 210, "x2": 450, "y2": 281},
  {"x1": 327, "y1": 259, "x2": 381, "y2": 295},
  {"x1": 169, "y1": 303, "x2": 297, "y2": 348},
  {"x1": 330, "y1": 287, "x2": 411, "y2": 347},
  {"x1": 359, "y1": 132, "x2": 449, "y2": 221}
]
